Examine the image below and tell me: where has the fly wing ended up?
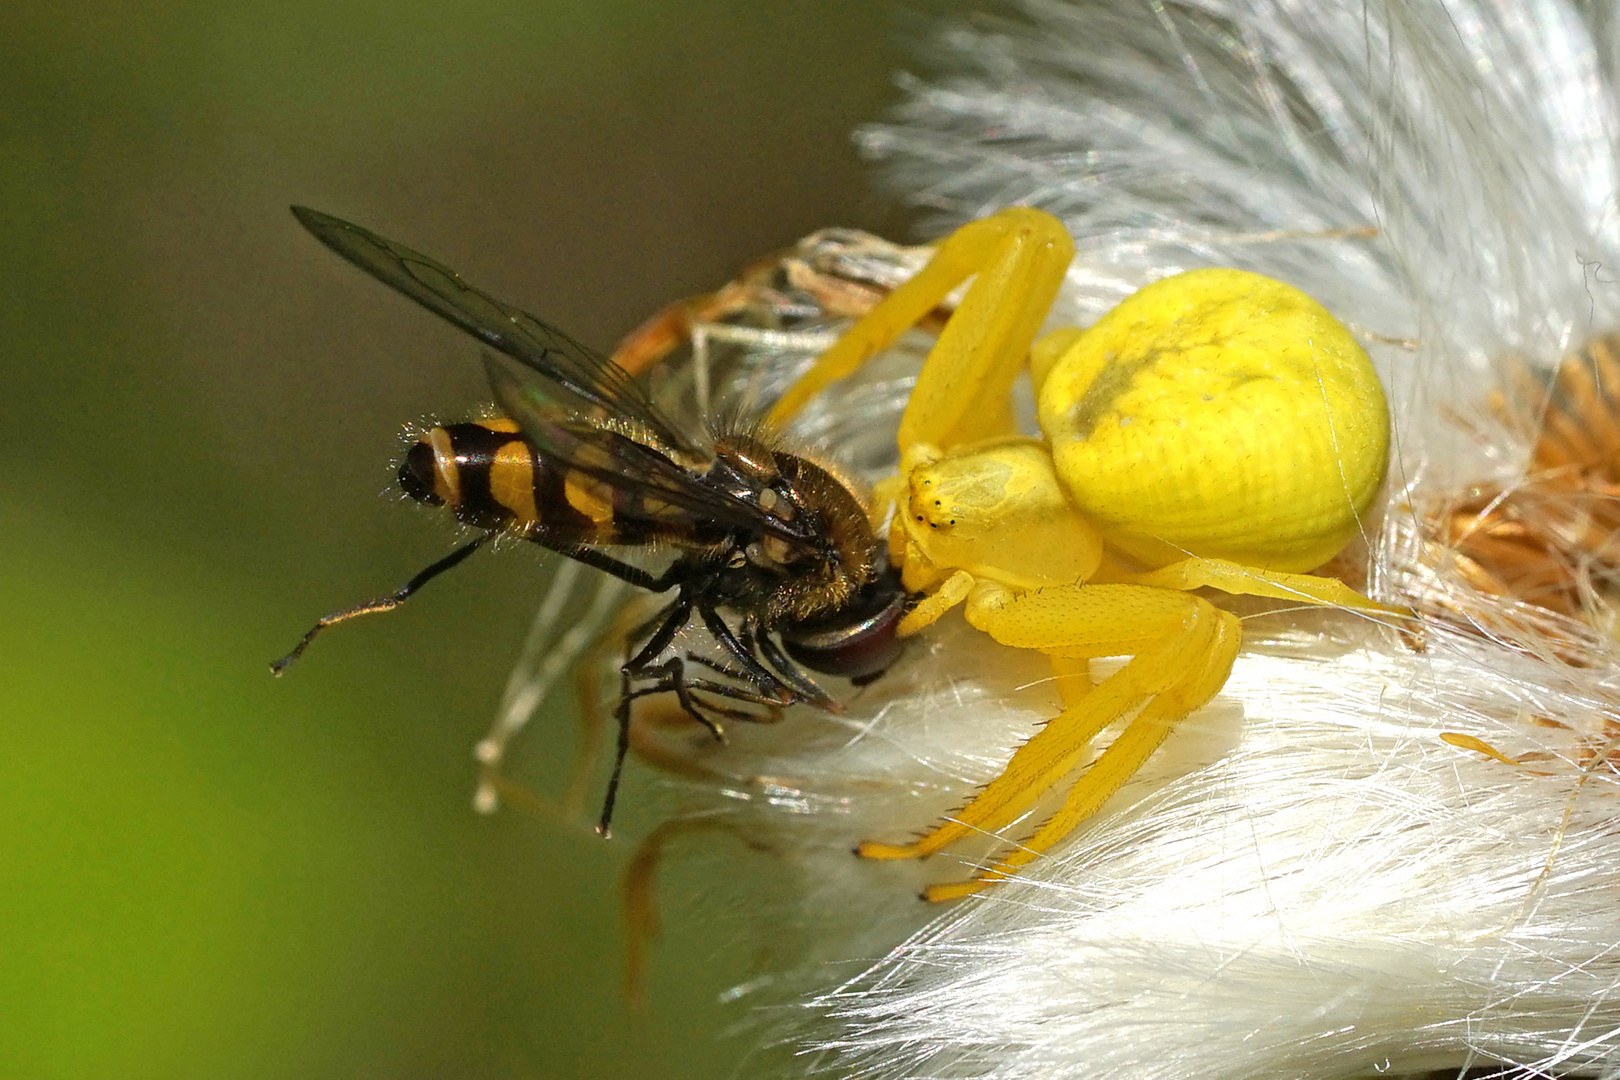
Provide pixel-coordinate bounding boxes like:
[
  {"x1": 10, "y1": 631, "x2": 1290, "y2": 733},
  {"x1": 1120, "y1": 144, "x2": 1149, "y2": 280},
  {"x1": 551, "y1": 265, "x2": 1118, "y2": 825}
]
[
  {"x1": 290, "y1": 205, "x2": 703, "y2": 458},
  {"x1": 482, "y1": 352, "x2": 816, "y2": 546}
]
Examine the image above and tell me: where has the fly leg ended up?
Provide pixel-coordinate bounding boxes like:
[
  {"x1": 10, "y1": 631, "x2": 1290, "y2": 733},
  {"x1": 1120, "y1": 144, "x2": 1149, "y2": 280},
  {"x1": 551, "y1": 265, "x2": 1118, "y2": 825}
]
[
  {"x1": 599, "y1": 592, "x2": 799, "y2": 834},
  {"x1": 600, "y1": 593, "x2": 695, "y2": 835},
  {"x1": 270, "y1": 533, "x2": 491, "y2": 675},
  {"x1": 697, "y1": 606, "x2": 807, "y2": 707},
  {"x1": 749, "y1": 622, "x2": 840, "y2": 711}
]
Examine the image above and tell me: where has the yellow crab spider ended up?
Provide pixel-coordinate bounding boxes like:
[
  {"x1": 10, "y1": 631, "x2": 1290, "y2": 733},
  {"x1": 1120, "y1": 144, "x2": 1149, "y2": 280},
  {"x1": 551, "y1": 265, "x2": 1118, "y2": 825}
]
[{"x1": 765, "y1": 207, "x2": 1393, "y2": 902}]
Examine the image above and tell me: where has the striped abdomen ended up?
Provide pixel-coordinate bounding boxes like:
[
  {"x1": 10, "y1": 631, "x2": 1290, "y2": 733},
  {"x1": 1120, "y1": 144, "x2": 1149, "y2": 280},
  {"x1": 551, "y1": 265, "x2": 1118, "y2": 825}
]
[
  {"x1": 397, "y1": 418, "x2": 719, "y2": 548},
  {"x1": 395, "y1": 418, "x2": 607, "y2": 541}
]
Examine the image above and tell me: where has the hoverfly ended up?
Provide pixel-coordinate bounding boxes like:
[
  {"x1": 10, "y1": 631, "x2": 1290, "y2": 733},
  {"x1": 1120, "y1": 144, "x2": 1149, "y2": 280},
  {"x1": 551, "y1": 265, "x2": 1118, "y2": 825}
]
[{"x1": 273, "y1": 207, "x2": 912, "y2": 834}]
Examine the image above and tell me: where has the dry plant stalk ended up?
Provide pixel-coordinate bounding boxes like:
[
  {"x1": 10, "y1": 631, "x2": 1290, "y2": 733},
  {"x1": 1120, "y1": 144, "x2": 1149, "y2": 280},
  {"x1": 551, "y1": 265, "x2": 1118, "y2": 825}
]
[{"x1": 1426, "y1": 336, "x2": 1620, "y2": 653}]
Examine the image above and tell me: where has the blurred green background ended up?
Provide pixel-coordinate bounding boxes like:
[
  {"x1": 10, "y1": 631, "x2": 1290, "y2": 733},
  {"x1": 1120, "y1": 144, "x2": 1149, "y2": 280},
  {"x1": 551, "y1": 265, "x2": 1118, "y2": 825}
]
[{"x1": 1, "y1": 3, "x2": 909, "y2": 1077}]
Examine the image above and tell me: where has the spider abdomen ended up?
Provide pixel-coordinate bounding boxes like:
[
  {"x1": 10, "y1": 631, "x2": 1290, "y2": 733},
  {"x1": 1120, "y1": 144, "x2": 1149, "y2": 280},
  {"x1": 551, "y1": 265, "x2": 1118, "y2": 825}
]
[{"x1": 1039, "y1": 268, "x2": 1389, "y2": 572}]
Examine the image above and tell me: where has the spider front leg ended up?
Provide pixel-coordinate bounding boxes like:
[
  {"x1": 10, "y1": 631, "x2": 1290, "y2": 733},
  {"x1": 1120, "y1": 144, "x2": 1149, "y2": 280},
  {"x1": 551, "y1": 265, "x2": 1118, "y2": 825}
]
[
  {"x1": 766, "y1": 207, "x2": 1074, "y2": 448},
  {"x1": 858, "y1": 582, "x2": 1242, "y2": 903}
]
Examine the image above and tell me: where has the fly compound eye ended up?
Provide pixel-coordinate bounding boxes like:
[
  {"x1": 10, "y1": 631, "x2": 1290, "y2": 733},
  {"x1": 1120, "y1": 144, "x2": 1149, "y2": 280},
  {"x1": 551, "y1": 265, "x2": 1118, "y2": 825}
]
[
  {"x1": 780, "y1": 580, "x2": 909, "y2": 682},
  {"x1": 398, "y1": 440, "x2": 444, "y2": 506}
]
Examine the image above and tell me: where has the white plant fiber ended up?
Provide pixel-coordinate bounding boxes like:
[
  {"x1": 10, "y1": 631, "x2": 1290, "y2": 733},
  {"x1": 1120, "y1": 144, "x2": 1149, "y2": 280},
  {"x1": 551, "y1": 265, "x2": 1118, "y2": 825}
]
[{"x1": 495, "y1": 1, "x2": 1620, "y2": 1077}]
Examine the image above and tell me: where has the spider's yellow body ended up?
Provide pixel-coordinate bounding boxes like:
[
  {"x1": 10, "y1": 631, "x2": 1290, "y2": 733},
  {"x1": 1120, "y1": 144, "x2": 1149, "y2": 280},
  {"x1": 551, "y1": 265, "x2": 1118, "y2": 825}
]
[{"x1": 767, "y1": 208, "x2": 1392, "y2": 902}]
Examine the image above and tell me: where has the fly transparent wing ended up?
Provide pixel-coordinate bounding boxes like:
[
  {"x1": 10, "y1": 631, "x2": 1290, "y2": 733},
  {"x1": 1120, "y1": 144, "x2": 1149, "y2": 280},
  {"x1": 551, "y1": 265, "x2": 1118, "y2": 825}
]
[
  {"x1": 291, "y1": 205, "x2": 703, "y2": 457},
  {"x1": 482, "y1": 352, "x2": 815, "y2": 545}
]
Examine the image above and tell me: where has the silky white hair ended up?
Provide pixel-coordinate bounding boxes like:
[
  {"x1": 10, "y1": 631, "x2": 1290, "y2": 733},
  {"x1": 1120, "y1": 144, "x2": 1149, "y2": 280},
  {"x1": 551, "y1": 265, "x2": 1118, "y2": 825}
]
[{"x1": 485, "y1": 2, "x2": 1620, "y2": 1077}]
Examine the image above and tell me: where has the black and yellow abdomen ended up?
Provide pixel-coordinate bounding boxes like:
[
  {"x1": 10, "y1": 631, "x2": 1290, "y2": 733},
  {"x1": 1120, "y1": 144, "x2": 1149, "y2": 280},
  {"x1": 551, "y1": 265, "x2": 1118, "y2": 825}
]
[{"x1": 398, "y1": 418, "x2": 611, "y2": 539}]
